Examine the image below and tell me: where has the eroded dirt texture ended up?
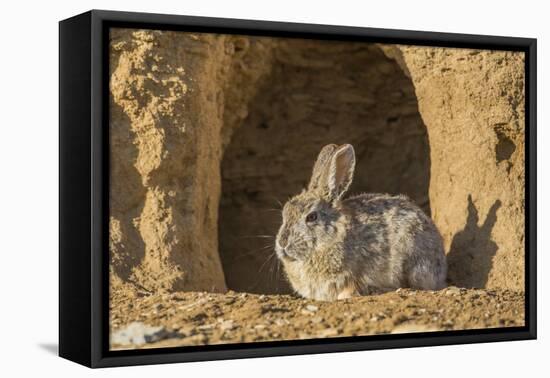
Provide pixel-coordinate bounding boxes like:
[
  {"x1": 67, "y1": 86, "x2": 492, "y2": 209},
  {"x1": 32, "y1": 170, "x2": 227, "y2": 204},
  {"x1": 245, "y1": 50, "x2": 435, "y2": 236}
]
[
  {"x1": 110, "y1": 283, "x2": 524, "y2": 350},
  {"x1": 109, "y1": 29, "x2": 525, "y2": 295},
  {"x1": 381, "y1": 45, "x2": 525, "y2": 291}
]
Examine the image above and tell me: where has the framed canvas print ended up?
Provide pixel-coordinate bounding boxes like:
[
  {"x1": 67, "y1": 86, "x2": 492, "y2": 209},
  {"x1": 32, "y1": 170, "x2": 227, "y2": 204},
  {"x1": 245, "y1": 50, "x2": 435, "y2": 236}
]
[{"x1": 59, "y1": 10, "x2": 537, "y2": 368}]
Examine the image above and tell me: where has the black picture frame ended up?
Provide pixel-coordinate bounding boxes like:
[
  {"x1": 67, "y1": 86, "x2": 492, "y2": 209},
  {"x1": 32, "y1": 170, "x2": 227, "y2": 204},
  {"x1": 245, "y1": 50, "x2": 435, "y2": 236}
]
[{"x1": 59, "y1": 9, "x2": 537, "y2": 368}]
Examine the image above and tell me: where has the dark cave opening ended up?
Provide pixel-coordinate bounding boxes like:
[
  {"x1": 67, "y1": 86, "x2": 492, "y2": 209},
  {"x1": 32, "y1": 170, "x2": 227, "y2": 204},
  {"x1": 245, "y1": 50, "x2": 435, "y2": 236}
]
[{"x1": 218, "y1": 40, "x2": 431, "y2": 294}]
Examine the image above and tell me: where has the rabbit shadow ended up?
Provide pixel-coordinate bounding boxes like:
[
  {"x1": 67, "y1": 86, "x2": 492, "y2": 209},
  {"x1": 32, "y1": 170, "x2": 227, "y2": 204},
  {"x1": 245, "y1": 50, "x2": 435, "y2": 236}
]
[{"x1": 447, "y1": 195, "x2": 501, "y2": 288}]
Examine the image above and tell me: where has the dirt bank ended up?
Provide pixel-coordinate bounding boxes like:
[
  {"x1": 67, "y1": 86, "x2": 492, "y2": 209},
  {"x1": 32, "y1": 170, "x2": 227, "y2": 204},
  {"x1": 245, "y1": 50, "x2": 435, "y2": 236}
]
[
  {"x1": 110, "y1": 286, "x2": 524, "y2": 350},
  {"x1": 109, "y1": 29, "x2": 525, "y2": 295}
]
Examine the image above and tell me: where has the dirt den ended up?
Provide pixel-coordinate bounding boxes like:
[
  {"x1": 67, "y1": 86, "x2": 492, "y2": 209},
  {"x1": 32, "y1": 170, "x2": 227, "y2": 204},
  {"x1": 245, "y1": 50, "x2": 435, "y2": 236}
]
[{"x1": 110, "y1": 285, "x2": 524, "y2": 350}]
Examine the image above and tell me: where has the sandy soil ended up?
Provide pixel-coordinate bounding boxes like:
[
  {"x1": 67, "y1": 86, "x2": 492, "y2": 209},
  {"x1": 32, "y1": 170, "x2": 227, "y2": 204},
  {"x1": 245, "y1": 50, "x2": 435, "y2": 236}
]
[{"x1": 110, "y1": 286, "x2": 524, "y2": 350}]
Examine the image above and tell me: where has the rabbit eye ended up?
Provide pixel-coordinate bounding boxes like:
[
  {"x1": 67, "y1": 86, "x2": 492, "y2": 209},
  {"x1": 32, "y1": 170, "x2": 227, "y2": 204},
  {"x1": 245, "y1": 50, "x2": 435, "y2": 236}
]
[{"x1": 305, "y1": 211, "x2": 318, "y2": 223}]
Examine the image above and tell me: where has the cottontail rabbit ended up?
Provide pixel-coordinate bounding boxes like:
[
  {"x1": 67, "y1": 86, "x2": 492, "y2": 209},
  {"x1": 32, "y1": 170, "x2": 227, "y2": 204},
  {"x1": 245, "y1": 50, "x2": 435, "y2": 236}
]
[{"x1": 276, "y1": 144, "x2": 447, "y2": 301}]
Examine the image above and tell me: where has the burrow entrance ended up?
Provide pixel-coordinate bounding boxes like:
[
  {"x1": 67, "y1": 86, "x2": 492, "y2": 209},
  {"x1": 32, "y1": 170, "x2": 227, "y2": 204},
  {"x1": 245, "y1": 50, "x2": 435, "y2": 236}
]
[{"x1": 219, "y1": 40, "x2": 430, "y2": 294}]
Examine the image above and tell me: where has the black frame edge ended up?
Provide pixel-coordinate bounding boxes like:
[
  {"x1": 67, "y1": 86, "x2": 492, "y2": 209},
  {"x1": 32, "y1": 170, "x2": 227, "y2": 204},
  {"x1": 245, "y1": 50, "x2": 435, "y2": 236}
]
[
  {"x1": 90, "y1": 9, "x2": 535, "y2": 49},
  {"x1": 95, "y1": 329, "x2": 534, "y2": 368},
  {"x1": 59, "y1": 11, "x2": 93, "y2": 367},
  {"x1": 526, "y1": 38, "x2": 537, "y2": 340},
  {"x1": 90, "y1": 10, "x2": 108, "y2": 368}
]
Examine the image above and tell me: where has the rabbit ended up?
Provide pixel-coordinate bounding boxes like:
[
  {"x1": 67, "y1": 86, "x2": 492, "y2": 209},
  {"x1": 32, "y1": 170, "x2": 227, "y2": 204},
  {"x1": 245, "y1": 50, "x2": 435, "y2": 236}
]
[{"x1": 275, "y1": 143, "x2": 447, "y2": 301}]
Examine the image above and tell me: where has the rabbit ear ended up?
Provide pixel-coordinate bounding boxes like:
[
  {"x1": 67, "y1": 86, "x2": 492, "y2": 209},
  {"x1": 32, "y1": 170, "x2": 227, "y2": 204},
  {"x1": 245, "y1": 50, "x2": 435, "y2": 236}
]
[
  {"x1": 308, "y1": 144, "x2": 338, "y2": 192},
  {"x1": 326, "y1": 144, "x2": 355, "y2": 201}
]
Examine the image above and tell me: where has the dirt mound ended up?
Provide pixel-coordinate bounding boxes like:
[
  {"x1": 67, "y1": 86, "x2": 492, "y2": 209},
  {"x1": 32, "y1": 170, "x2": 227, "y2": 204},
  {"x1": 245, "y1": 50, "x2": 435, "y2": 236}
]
[{"x1": 110, "y1": 286, "x2": 524, "y2": 350}]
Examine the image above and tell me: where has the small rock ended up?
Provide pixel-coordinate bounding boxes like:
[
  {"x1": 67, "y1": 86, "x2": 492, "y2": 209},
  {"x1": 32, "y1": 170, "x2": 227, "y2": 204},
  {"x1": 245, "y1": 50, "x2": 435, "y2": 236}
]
[
  {"x1": 261, "y1": 304, "x2": 289, "y2": 314},
  {"x1": 254, "y1": 324, "x2": 267, "y2": 330},
  {"x1": 318, "y1": 328, "x2": 339, "y2": 337},
  {"x1": 197, "y1": 323, "x2": 215, "y2": 331},
  {"x1": 220, "y1": 320, "x2": 235, "y2": 331},
  {"x1": 393, "y1": 315, "x2": 409, "y2": 325},
  {"x1": 191, "y1": 333, "x2": 207, "y2": 344},
  {"x1": 191, "y1": 312, "x2": 207, "y2": 321},
  {"x1": 274, "y1": 318, "x2": 289, "y2": 326},
  {"x1": 445, "y1": 286, "x2": 461, "y2": 296},
  {"x1": 312, "y1": 316, "x2": 324, "y2": 324},
  {"x1": 111, "y1": 322, "x2": 180, "y2": 346},
  {"x1": 225, "y1": 297, "x2": 236, "y2": 305},
  {"x1": 306, "y1": 304, "x2": 319, "y2": 312},
  {"x1": 178, "y1": 326, "x2": 196, "y2": 337},
  {"x1": 391, "y1": 323, "x2": 441, "y2": 334}
]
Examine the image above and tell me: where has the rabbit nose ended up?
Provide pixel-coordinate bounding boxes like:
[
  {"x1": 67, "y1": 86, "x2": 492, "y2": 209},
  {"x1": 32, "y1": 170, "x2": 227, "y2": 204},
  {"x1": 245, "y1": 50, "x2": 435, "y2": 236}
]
[
  {"x1": 276, "y1": 238, "x2": 290, "y2": 255},
  {"x1": 278, "y1": 227, "x2": 289, "y2": 247}
]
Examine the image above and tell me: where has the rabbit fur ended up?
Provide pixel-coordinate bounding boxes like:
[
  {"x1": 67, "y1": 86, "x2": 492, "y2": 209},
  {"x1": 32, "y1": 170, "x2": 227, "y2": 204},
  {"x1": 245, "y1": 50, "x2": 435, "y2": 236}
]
[{"x1": 275, "y1": 144, "x2": 447, "y2": 301}]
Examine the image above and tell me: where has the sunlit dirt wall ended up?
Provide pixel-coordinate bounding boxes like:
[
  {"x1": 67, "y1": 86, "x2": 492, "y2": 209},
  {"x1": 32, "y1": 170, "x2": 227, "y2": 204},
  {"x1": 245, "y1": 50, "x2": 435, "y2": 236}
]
[{"x1": 108, "y1": 29, "x2": 524, "y2": 294}]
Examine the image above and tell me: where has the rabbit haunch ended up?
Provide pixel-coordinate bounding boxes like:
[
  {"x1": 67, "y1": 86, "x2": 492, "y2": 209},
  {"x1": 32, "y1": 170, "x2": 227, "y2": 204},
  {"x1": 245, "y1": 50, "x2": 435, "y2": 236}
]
[{"x1": 276, "y1": 144, "x2": 447, "y2": 301}]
